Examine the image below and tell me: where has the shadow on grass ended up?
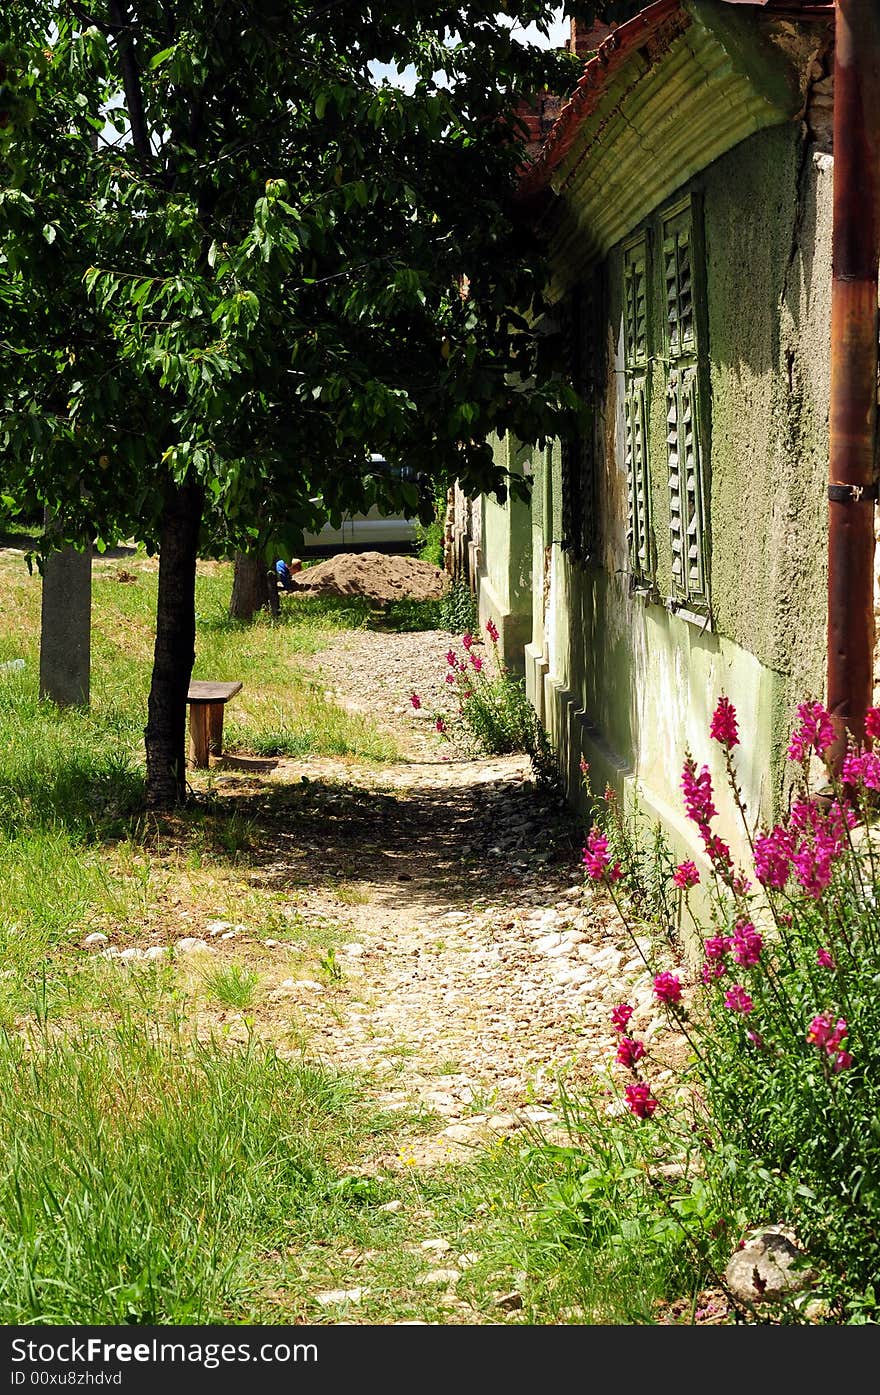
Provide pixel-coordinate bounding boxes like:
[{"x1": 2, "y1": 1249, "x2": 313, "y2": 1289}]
[{"x1": 0, "y1": 754, "x2": 146, "y2": 842}]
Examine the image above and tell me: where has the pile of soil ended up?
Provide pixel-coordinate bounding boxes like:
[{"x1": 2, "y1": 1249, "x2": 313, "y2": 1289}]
[{"x1": 291, "y1": 550, "x2": 450, "y2": 604}]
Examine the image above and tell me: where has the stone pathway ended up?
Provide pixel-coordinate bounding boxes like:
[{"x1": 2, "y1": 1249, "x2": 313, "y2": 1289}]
[{"x1": 208, "y1": 625, "x2": 686, "y2": 1168}]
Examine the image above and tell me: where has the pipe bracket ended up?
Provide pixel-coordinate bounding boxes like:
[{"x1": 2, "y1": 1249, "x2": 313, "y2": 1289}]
[{"x1": 828, "y1": 483, "x2": 879, "y2": 502}]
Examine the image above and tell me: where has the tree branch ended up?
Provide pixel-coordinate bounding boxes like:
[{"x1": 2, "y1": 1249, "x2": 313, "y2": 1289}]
[{"x1": 107, "y1": 0, "x2": 151, "y2": 161}]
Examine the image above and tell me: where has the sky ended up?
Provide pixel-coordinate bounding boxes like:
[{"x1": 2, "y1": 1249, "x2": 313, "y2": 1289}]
[{"x1": 370, "y1": 9, "x2": 570, "y2": 89}]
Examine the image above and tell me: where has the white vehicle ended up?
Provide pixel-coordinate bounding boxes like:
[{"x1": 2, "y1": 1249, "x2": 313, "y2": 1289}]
[
  {"x1": 301, "y1": 507, "x2": 420, "y2": 552},
  {"x1": 301, "y1": 457, "x2": 427, "y2": 553}
]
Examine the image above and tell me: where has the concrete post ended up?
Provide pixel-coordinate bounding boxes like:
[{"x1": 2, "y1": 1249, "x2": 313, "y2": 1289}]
[{"x1": 39, "y1": 541, "x2": 92, "y2": 707}]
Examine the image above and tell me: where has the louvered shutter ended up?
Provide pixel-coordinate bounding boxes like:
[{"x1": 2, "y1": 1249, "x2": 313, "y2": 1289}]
[
  {"x1": 623, "y1": 236, "x2": 653, "y2": 587},
  {"x1": 560, "y1": 278, "x2": 602, "y2": 564},
  {"x1": 661, "y1": 198, "x2": 709, "y2": 614}
]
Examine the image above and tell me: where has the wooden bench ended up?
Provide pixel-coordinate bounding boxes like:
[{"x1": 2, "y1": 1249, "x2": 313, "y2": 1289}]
[{"x1": 186, "y1": 680, "x2": 243, "y2": 768}]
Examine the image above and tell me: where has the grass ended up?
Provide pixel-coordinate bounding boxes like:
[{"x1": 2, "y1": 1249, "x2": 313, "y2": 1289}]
[
  {"x1": 0, "y1": 1017, "x2": 404, "y2": 1323},
  {"x1": 201, "y1": 962, "x2": 260, "y2": 1009}
]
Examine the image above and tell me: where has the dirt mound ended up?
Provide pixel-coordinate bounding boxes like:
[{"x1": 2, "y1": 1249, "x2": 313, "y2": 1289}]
[{"x1": 291, "y1": 551, "x2": 450, "y2": 604}]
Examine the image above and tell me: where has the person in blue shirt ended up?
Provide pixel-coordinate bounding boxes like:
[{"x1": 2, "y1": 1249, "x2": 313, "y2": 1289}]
[{"x1": 275, "y1": 559, "x2": 297, "y2": 592}]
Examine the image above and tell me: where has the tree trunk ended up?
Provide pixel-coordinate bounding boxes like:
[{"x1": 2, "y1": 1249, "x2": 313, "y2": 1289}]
[
  {"x1": 144, "y1": 478, "x2": 205, "y2": 808},
  {"x1": 229, "y1": 550, "x2": 278, "y2": 621},
  {"x1": 39, "y1": 508, "x2": 92, "y2": 708}
]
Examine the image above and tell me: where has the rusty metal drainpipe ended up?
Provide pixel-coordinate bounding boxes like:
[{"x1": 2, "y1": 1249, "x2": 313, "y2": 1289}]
[{"x1": 826, "y1": 0, "x2": 880, "y2": 776}]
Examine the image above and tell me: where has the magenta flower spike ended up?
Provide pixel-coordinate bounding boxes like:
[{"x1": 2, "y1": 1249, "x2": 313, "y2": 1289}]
[{"x1": 710, "y1": 695, "x2": 739, "y2": 749}]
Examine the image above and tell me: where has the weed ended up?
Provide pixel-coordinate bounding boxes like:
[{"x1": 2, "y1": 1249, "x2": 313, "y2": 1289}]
[
  {"x1": 423, "y1": 621, "x2": 558, "y2": 790},
  {"x1": 202, "y1": 964, "x2": 260, "y2": 1010},
  {"x1": 334, "y1": 881, "x2": 370, "y2": 906},
  {"x1": 439, "y1": 580, "x2": 478, "y2": 635},
  {"x1": 318, "y1": 947, "x2": 344, "y2": 984}
]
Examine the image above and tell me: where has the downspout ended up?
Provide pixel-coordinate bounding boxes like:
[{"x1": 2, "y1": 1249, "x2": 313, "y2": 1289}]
[{"x1": 826, "y1": 0, "x2": 880, "y2": 773}]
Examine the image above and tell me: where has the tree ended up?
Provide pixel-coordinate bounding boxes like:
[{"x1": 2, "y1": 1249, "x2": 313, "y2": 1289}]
[
  {"x1": 229, "y1": 549, "x2": 278, "y2": 623},
  {"x1": 1, "y1": 2, "x2": 621, "y2": 808}
]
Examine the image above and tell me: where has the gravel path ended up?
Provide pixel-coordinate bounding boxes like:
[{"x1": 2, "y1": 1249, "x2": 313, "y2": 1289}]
[{"x1": 209, "y1": 623, "x2": 689, "y2": 1169}]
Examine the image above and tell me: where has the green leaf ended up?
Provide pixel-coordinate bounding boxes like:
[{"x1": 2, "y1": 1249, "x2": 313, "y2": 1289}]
[{"x1": 149, "y1": 46, "x2": 177, "y2": 70}]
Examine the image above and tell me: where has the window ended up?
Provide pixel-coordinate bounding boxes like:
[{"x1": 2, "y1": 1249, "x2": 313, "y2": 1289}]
[
  {"x1": 622, "y1": 233, "x2": 654, "y2": 589},
  {"x1": 560, "y1": 270, "x2": 602, "y2": 563},
  {"x1": 661, "y1": 196, "x2": 710, "y2": 617}
]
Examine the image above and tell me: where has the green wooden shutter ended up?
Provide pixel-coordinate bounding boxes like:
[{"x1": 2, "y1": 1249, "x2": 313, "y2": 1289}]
[
  {"x1": 623, "y1": 235, "x2": 653, "y2": 588},
  {"x1": 661, "y1": 197, "x2": 709, "y2": 615},
  {"x1": 561, "y1": 274, "x2": 602, "y2": 564}
]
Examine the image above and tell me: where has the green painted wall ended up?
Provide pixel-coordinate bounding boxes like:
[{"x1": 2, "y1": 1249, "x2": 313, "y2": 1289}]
[
  {"x1": 514, "y1": 119, "x2": 833, "y2": 873},
  {"x1": 478, "y1": 435, "x2": 534, "y2": 672}
]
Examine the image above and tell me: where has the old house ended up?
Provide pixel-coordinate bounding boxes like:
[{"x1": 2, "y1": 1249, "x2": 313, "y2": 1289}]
[{"x1": 465, "y1": 0, "x2": 879, "y2": 874}]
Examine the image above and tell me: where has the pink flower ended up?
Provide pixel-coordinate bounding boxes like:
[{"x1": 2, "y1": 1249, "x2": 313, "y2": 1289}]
[
  {"x1": 817, "y1": 947, "x2": 836, "y2": 970},
  {"x1": 485, "y1": 618, "x2": 499, "y2": 644},
  {"x1": 732, "y1": 872, "x2": 752, "y2": 895},
  {"x1": 579, "y1": 757, "x2": 590, "y2": 778},
  {"x1": 790, "y1": 798, "x2": 853, "y2": 854},
  {"x1": 809, "y1": 1017, "x2": 850, "y2": 1069},
  {"x1": 806, "y1": 1014, "x2": 833, "y2": 1047},
  {"x1": 704, "y1": 935, "x2": 732, "y2": 960},
  {"x1": 624, "y1": 1082, "x2": 657, "y2": 1119},
  {"x1": 724, "y1": 985, "x2": 754, "y2": 1014},
  {"x1": 445, "y1": 650, "x2": 457, "y2": 668},
  {"x1": 653, "y1": 971, "x2": 683, "y2": 1006},
  {"x1": 865, "y1": 706, "x2": 880, "y2": 741},
  {"x1": 746, "y1": 1029, "x2": 764, "y2": 1049},
  {"x1": 616, "y1": 1036, "x2": 645, "y2": 1069},
  {"x1": 830, "y1": 798, "x2": 858, "y2": 834},
  {"x1": 410, "y1": 692, "x2": 422, "y2": 710},
  {"x1": 681, "y1": 758, "x2": 717, "y2": 830},
  {"x1": 701, "y1": 960, "x2": 726, "y2": 983},
  {"x1": 791, "y1": 840, "x2": 835, "y2": 900},
  {"x1": 435, "y1": 717, "x2": 446, "y2": 734},
  {"x1": 789, "y1": 799, "x2": 822, "y2": 834},
  {"x1": 754, "y1": 826, "x2": 793, "y2": 889},
  {"x1": 607, "y1": 862, "x2": 623, "y2": 883},
  {"x1": 462, "y1": 633, "x2": 474, "y2": 650},
  {"x1": 732, "y1": 920, "x2": 763, "y2": 969},
  {"x1": 704, "y1": 833, "x2": 733, "y2": 870},
  {"x1": 673, "y1": 861, "x2": 700, "y2": 889},
  {"x1": 445, "y1": 672, "x2": 455, "y2": 685},
  {"x1": 611, "y1": 1003, "x2": 634, "y2": 1032},
  {"x1": 470, "y1": 654, "x2": 483, "y2": 673},
  {"x1": 842, "y1": 751, "x2": 880, "y2": 790},
  {"x1": 582, "y1": 826, "x2": 611, "y2": 880},
  {"x1": 710, "y1": 695, "x2": 739, "y2": 749},
  {"x1": 787, "y1": 700, "x2": 835, "y2": 762}
]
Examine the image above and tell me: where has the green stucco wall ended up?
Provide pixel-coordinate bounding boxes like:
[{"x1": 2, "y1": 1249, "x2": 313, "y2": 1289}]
[
  {"x1": 703, "y1": 125, "x2": 831, "y2": 804},
  {"x1": 510, "y1": 119, "x2": 833, "y2": 878},
  {"x1": 478, "y1": 434, "x2": 533, "y2": 672}
]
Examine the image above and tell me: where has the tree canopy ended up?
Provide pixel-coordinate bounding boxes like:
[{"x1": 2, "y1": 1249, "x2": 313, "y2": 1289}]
[{"x1": 0, "y1": 1, "x2": 624, "y2": 804}]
